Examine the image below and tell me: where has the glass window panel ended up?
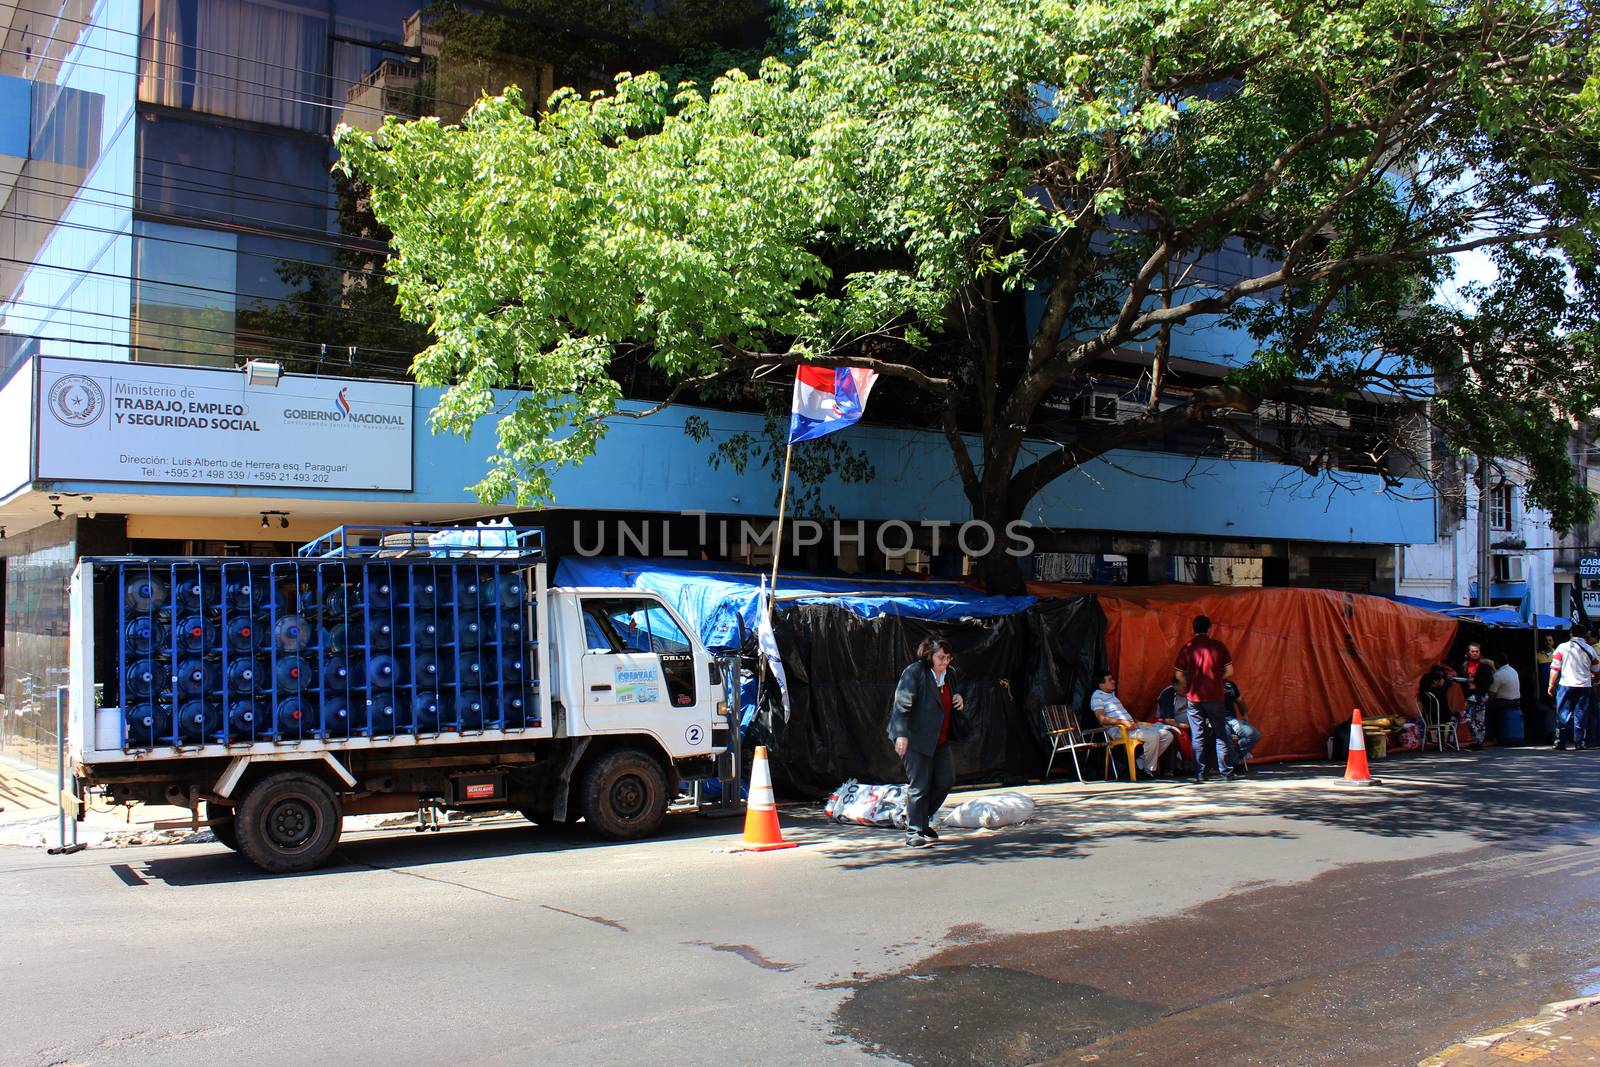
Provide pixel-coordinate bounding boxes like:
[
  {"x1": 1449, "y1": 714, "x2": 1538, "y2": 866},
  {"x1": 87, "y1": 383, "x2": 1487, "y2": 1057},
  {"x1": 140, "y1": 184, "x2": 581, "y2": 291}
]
[
  {"x1": 141, "y1": 0, "x2": 330, "y2": 133},
  {"x1": 138, "y1": 113, "x2": 333, "y2": 235},
  {"x1": 133, "y1": 219, "x2": 237, "y2": 365}
]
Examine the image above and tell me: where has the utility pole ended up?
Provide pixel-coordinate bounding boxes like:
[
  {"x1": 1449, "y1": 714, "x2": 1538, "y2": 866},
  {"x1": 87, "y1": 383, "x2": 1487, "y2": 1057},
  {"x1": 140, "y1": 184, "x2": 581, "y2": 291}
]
[{"x1": 1477, "y1": 454, "x2": 1492, "y2": 607}]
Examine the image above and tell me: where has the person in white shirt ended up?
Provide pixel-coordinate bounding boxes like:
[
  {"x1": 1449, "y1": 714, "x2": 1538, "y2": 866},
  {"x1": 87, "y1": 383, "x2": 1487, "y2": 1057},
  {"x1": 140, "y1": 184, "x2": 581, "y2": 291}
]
[
  {"x1": 1090, "y1": 670, "x2": 1172, "y2": 776},
  {"x1": 1485, "y1": 660, "x2": 1521, "y2": 745},
  {"x1": 1546, "y1": 629, "x2": 1599, "y2": 750}
]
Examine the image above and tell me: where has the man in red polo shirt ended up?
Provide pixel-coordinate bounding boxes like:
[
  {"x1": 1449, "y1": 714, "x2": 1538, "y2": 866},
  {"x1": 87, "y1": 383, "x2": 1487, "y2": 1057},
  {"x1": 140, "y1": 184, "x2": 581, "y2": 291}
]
[{"x1": 1175, "y1": 614, "x2": 1235, "y2": 782}]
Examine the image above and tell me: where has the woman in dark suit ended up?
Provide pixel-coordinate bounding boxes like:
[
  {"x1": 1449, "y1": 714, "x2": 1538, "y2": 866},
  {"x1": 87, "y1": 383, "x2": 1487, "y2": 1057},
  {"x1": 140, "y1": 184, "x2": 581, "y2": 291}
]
[{"x1": 887, "y1": 635, "x2": 967, "y2": 848}]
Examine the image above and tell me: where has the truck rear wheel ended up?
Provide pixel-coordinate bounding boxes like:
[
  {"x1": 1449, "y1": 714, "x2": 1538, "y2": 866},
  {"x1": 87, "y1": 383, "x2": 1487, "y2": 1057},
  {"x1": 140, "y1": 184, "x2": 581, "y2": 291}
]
[
  {"x1": 235, "y1": 771, "x2": 342, "y2": 873},
  {"x1": 204, "y1": 801, "x2": 239, "y2": 851},
  {"x1": 579, "y1": 749, "x2": 668, "y2": 840}
]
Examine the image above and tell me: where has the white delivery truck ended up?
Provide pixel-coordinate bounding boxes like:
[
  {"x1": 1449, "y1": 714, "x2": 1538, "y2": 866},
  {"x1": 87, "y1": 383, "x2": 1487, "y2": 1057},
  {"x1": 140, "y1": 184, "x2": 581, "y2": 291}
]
[{"x1": 64, "y1": 524, "x2": 737, "y2": 872}]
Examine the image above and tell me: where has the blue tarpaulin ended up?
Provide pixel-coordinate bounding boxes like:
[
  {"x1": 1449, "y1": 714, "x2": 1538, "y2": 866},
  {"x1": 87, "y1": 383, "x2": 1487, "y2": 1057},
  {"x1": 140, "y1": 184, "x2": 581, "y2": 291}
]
[
  {"x1": 555, "y1": 556, "x2": 1037, "y2": 653},
  {"x1": 1385, "y1": 594, "x2": 1568, "y2": 631}
]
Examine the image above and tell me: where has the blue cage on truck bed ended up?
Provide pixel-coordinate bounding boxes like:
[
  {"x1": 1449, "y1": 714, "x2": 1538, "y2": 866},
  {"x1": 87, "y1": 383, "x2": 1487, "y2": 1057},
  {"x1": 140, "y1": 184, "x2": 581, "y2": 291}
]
[{"x1": 104, "y1": 524, "x2": 545, "y2": 751}]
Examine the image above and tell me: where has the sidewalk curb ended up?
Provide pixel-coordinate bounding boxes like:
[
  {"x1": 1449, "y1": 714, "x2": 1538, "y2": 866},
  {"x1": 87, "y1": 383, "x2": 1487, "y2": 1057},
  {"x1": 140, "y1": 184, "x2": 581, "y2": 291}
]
[{"x1": 1421, "y1": 995, "x2": 1600, "y2": 1065}]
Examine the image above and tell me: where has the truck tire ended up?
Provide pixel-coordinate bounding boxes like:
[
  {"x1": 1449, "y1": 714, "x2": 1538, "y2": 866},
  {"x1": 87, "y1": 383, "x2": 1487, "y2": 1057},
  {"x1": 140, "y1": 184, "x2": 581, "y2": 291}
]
[
  {"x1": 204, "y1": 801, "x2": 239, "y2": 851},
  {"x1": 578, "y1": 749, "x2": 669, "y2": 840},
  {"x1": 235, "y1": 771, "x2": 342, "y2": 873}
]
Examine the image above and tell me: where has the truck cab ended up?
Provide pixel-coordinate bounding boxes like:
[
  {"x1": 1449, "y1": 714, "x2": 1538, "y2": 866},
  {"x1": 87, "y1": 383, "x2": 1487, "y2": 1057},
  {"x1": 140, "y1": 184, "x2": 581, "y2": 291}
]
[{"x1": 549, "y1": 589, "x2": 724, "y2": 752}]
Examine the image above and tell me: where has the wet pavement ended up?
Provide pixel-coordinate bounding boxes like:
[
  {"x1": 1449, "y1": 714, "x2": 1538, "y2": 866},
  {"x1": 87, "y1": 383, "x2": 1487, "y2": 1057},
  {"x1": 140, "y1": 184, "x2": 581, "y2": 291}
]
[{"x1": 830, "y1": 757, "x2": 1600, "y2": 1066}]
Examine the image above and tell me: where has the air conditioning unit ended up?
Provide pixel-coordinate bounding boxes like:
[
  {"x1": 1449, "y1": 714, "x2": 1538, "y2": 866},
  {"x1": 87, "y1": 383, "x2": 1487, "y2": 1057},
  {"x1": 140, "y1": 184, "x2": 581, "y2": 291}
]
[
  {"x1": 1069, "y1": 394, "x2": 1120, "y2": 422},
  {"x1": 1492, "y1": 554, "x2": 1526, "y2": 583}
]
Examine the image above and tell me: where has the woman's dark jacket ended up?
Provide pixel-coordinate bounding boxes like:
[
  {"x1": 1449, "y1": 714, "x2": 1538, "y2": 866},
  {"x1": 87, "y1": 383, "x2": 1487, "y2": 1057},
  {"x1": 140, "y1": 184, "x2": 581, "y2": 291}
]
[{"x1": 886, "y1": 662, "x2": 968, "y2": 757}]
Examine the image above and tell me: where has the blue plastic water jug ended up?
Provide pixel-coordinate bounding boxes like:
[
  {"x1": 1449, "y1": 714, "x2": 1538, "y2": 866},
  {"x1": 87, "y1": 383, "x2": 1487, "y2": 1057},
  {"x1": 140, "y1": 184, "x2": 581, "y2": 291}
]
[
  {"x1": 366, "y1": 579, "x2": 394, "y2": 610},
  {"x1": 226, "y1": 700, "x2": 257, "y2": 740},
  {"x1": 273, "y1": 697, "x2": 311, "y2": 736},
  {"x1": 176, "y1": 614, "x2": 217, "y2": 653},
  {"x1": 411, "y1": 691, "x2": 441, "y2": 732},
  {"x1": 367, "y1": 691, "x2": 399, "y2": 734},
  {"x1": 456, "y1": 690, "x2": 486, "y2": 731},
  {"x1": 124, "y1": 704, "x2": 171, "y2": 747},
  {"x1": 123, "y1": 616, "x2": 168, "y2": 655},
  {"x1": 123, "y1": 575, "x2": 168, "y2": 613},
  {"x1": 174, "y1": 577, "x2": 208, "y2": 613},
  {"x1": 367, "y1": 654, "x2": 398, "y2": 688},
  {"x1": 225, "y1": 658, "x2": 259, "y2": 692},
  {"x1": 176, "y1": 658, "x2": 219, "y2": 697},
  {"x1": 274, "y1": 614, "x2": 312, "y2": 652},
  {"x1": 275, "y1": 655, "x2": 312, "y2": 690},
  {"x1": 321, "y1": 653, "x2": 357, "y2": 687},
  {"x1": 225, "y1": 615, "x2": 256, "y2": 652},
  {"x1": 321, "y1": 696, "x2": 351, "y2": 737},
  {"x1": 123, "y1": 659, "x2": 160, "y2": 699},
  {"x1": 177, "y1": 700, "x2": 221, "y2": 743}
]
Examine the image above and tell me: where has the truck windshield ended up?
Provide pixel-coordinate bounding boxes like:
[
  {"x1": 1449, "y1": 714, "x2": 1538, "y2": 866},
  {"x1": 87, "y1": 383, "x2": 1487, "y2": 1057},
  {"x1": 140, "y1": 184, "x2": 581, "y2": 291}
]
[{"x1": 582, "y1": 598, "x2": 692, "y2": 655}]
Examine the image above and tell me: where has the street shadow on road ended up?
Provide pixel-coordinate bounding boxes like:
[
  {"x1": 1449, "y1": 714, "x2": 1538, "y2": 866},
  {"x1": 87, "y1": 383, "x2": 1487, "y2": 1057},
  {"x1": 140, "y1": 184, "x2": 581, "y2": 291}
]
[
  {"x1": 804, "y1": 748, "x2": 1600, "y2": 871},
  {"x1": 1240, "y1": 747, "x2": 1600, "y2": 845},
  {"x1": 126, "y1": 810, "x2": 746, "y2": 887}
]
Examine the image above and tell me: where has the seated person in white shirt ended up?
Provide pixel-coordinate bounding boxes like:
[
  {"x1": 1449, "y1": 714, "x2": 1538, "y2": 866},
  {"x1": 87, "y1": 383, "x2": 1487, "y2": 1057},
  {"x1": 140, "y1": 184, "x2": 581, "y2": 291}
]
[
  {"x1": 1090, "y1": 670, "x2": 1173, "y2": 776},
  {"x1": 1486, "y1": 659, "x2": 1522, "y2": 741}
]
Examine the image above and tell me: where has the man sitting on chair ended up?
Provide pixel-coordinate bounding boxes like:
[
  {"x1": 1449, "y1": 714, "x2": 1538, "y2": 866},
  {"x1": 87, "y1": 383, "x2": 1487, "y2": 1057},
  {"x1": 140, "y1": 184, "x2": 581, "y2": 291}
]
[
  {"x1": 1222, "y1": 680, "x2": 1261, "y2": 770},
  {"x1": 1091, "y1": 670, "x2": 1172, "y2": 776},
  {"x1": 1147, "y1": 680, "x2": 1192, "y2": 773}
]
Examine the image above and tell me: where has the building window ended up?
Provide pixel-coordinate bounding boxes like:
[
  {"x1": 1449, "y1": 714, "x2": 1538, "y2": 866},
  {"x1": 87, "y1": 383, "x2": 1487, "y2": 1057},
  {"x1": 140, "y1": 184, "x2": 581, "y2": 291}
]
[
  {"x1": 1491, "y1": 554, "x2": 1526, "y2": 584},
  {"x1": 1489, "y1": 483, "x2": 1514, "y2": 531}
]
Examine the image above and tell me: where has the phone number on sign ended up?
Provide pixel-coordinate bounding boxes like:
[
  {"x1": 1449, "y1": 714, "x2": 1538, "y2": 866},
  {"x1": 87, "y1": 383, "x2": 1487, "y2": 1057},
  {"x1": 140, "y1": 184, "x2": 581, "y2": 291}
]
[{"x1": 150, "y1": 467, "x2": 335, "y2": 485}]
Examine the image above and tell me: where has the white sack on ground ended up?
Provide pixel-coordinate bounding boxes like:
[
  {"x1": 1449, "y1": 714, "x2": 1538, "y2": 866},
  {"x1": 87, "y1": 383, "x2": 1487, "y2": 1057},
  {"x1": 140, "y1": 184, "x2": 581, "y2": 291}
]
[{"x1": 936, "y1": 792, "x2": 1036, "y2": 829}]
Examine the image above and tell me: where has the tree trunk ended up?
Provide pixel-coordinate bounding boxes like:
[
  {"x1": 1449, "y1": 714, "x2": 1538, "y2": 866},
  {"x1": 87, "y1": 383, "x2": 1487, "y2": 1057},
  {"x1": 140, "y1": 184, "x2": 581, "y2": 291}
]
[
  {"x1": 976, "y1": 548, "x2": 1029, "y2": 597},
  {"x1": 968, "y1": 486, "x2": 1029, "y2": 596}
]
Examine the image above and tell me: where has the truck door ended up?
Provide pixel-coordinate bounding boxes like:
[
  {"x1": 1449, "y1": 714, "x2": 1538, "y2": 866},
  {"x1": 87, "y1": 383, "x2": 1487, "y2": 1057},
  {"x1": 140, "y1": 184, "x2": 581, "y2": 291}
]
[{"x1": 577, "y1": 596, "x2": 700, "y2": 739}]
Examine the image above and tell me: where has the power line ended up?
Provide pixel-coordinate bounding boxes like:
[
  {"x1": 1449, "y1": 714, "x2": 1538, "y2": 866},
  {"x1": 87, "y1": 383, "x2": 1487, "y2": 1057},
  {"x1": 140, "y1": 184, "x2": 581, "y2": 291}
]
[
  {"x1": 12, "y1": 331, "x2": 415, "y2": 379},
  {"x1": 3, "y1": 197, "x2": 398, "y2": 284},
  {"x1": 23, "y1": 3, "x2": 649, "y2": 90},
  {"x1": 0, "y1": 254, "x2": 428, "y2": 335},
  {"x1": 2, "y1": 32, "x2": 521, "y2": 124},
  {"x1": 1, "y1": 295, "x2": 423, "y2": 369}
]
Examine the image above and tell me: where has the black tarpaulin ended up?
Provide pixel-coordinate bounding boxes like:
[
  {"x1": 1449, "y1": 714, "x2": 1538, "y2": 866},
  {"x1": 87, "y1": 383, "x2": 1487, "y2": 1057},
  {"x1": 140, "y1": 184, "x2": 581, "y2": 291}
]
[{"x1": 762, "y1": 596, "x2": 1105, "y2": 797}]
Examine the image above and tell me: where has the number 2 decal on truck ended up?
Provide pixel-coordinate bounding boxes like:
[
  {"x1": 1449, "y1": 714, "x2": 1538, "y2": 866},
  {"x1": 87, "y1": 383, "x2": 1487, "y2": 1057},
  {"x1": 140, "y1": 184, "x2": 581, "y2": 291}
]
[{"x1": 685, "y1": 724, "x2": 705, "y2": 746}]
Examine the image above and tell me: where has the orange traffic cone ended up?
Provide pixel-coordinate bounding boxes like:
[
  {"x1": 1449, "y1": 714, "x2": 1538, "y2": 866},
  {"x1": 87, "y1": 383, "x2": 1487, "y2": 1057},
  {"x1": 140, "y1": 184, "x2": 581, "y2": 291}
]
[
  {"x1": 1342, "y1": 708, "x2": 1379, "y2": 786},
  {"x1": 740, "y1": 746, "x2": 798, "y2": 851}
]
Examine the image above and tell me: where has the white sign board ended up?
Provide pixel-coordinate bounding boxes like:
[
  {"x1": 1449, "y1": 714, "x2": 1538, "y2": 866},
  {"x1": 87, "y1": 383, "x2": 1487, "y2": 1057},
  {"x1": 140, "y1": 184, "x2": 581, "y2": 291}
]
[
  {"x1": 35, "y1": 357, "x2": 413, "y2": 491},
  {"x1": 1583, "y1": 590, "x2": 1600, "y2": 615}
]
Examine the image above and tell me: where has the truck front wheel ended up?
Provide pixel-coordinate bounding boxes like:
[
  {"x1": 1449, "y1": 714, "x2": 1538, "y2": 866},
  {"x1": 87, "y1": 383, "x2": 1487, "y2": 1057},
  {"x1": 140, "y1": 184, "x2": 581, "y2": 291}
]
[
  {"x1": 579, "y1": 749, "x2": 668, "y2": 840},
  {"x1": 235, "y1": 771, "x2": 343, "y2": 873}
]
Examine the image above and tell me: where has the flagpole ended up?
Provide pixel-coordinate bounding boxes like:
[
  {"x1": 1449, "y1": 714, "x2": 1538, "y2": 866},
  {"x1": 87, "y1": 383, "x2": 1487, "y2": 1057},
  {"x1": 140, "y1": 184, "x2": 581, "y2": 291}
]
[{"x1": 770, "y1": 438, "x2": 794, "y2": 595}]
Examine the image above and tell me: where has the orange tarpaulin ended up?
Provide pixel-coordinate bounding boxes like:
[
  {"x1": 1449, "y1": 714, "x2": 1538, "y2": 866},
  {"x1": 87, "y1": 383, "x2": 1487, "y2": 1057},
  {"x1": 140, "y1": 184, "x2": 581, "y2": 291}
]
[{"x1": 1027, "y1": 583, "x2": 1460, "y2": 761}]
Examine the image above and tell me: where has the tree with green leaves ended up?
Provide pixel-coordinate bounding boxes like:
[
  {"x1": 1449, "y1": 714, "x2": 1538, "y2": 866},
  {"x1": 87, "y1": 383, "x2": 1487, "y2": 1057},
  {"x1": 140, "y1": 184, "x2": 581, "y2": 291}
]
[{"x1": 337, "y1": 0, "x2": 1600, "y2": 592}]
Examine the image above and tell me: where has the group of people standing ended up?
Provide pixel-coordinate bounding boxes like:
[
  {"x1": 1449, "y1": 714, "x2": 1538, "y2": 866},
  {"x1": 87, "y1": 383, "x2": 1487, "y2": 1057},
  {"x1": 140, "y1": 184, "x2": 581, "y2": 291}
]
[
  {"x1": 1085, "y1": 615, "x2": 1261, "y2": 780},
  {"x1": 1425, "y1": 632, "x2": 1595, "y2": 752}
]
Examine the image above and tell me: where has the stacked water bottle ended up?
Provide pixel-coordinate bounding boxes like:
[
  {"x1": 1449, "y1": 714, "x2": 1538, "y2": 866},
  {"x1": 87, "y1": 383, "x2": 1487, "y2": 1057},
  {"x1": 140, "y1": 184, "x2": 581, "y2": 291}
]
[{"x1": 116, "y1": 561, "x2": 537, "y2": 749}]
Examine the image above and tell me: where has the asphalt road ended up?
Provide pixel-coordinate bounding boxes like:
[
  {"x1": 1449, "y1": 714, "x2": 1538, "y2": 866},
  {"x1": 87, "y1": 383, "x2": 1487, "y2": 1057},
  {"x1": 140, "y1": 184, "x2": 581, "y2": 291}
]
[{"x1": 5, "y1": 748, "x2": 1599, "y2": 1067}]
